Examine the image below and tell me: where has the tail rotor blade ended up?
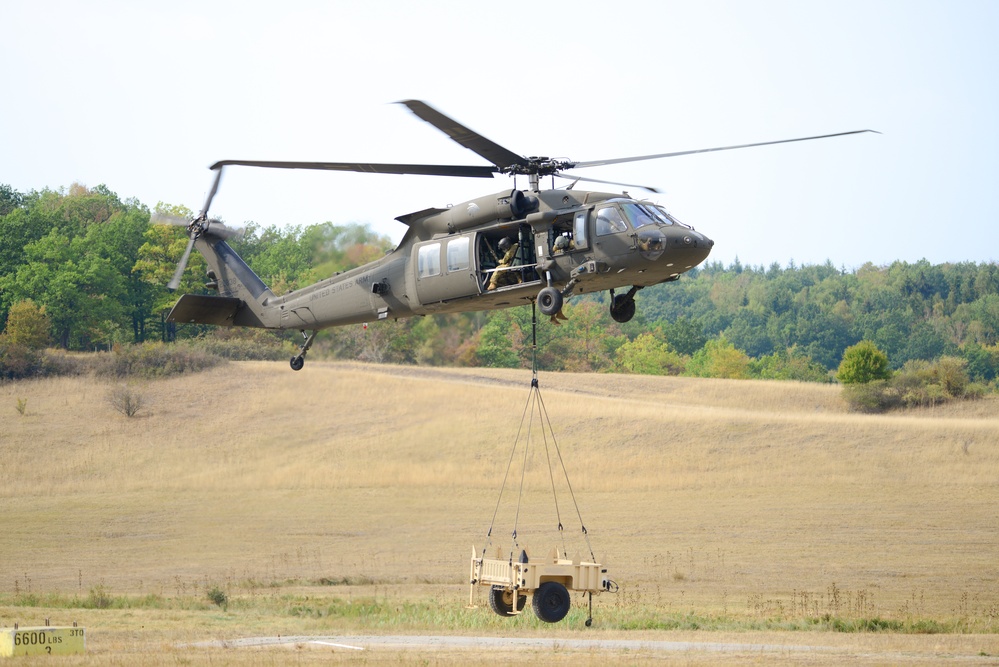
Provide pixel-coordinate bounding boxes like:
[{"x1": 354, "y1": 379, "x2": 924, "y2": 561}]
[
  {"x1": 168, "y1": 236, "x2": 196, "y2": 291},
  {"x1": 150, "y1": 211, "x2": 191, "y2": 227},
  {"x1": 205, "y1": 220, "x2": 243, "y2": 239}
]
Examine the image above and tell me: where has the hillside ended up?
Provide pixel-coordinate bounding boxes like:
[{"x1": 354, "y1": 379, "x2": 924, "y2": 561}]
[{"x1": 3, "y1": 361, "x2": 996, "y2": 629}]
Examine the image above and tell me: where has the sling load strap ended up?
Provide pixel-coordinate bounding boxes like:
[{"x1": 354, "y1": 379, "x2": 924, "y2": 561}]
[{"x1": 481, "y1": 300, "x2": 597, "y2": 564}]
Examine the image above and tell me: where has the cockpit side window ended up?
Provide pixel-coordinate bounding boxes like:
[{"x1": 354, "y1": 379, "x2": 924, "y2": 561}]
[{"x1": 595, "y1": 206, "x2": 629, "y2": 236}]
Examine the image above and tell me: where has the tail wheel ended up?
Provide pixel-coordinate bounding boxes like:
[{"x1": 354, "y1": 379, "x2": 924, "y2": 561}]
[
  {"x1": 532, "y1": 581, "x2": 571, "y2": 623},
  {"x1": 290, "y1": 356, "x2": 305, "y2": 371},
  {"x1": 537, "y1": 286, "x2": 563, "y2": 316},
  {"x1": 488, "y1": 586, "x2": 526, "y2": 617}
]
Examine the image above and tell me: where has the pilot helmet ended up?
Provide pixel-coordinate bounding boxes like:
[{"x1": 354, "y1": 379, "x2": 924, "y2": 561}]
[
  {"x1": 554, "y1": 235, "x2": 569, "y2": 250},
  {"x1": 498, "y1": 237, "x2": 512, "y2": 252}
]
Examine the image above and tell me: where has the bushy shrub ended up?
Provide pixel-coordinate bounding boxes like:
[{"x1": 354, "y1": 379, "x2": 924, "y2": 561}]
[
  {"x1": 843, "y1": 356, "x2": 979, "y2": 412},
  {"x1": 751, "y1": 347, "x2": 829, "y2": 382},
  {"x1": 38, "y1": 349, "x2": 89, "y2": 376},
  {"x1": 194, "y1": 329, "x2": 294, "y2": 361},
  {"x1": 206, "y1": 586, "x2": 228, "y2": 610},
  {"x1": 843, "y1": 380, "x2": 900, "y2": 413},
  {"x1": 94, "y1": 341, "x2": 224, "y2": 379},
  {"x1": 108, "y1": 385, "x2": 144, "y2": 417},
  {"x1": 0, "y1": 342, "x2": 42, "y2": 380}
]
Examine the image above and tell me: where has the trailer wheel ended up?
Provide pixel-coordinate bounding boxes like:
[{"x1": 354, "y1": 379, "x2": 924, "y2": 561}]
[
  {"x1": 532, "y1": 581, "x2": 571, "y2": 623},
  {"x1": 488, "y1": 586, "x2": 526, "y2": 617}
]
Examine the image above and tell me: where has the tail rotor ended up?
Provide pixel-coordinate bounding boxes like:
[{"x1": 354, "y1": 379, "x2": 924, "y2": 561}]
[{"x1": 150, "y1": 166, "x2": 242, "y2": 291}]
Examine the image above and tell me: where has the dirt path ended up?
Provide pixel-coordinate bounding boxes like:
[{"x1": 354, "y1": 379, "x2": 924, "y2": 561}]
[{"x1": 191, "y1": 634, "x2": 999, "y2": 664}]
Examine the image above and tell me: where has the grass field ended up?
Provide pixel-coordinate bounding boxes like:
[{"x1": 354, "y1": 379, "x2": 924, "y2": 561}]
[{"x1": 1, "y1": 360, "x2": 998, "y2": 664}]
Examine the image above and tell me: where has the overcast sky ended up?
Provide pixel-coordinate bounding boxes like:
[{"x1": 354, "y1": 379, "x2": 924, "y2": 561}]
[{"x1": 2, "y1": 0, "x2": 997, "y2": 269}]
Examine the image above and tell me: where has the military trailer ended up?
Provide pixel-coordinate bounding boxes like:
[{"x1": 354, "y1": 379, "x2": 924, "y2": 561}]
[{"x1": 469, "y1": 546, "x2": 612, "y2": 624}]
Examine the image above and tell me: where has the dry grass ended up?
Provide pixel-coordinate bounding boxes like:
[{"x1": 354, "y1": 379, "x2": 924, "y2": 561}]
[{"x1": 1, "y1": 361, "x2": 998, "y2": 663}]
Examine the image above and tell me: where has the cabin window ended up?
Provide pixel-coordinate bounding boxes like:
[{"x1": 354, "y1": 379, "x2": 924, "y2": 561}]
[
  {"x1": 595, "y1": 206, "x2": 629, "y2": 236},
  {"x1": 573, "y1": 210, "x2": 589, "y2": 249},
  {"x1": 446, "y1": 236, "x2": 470, "y2": 272},
  {"x1": 418, "y1": 243, "x2": 442, "y2": 278}
]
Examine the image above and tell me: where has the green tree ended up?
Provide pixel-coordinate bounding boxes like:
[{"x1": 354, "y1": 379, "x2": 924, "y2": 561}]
[
  {"x1": 475, "y1": 310, "x2": 523, "y2": 368},
  {"x1": 0, "y1": 184, "x2": 23, "y2": 216},
  {"x1": 836, "y1": 340, "x2": 891, "y2": 384},
  {"x1": 616, "y1": 332, "x2": 684, "y2": 375},
  {"x1": 960, "y1": 342, "x2": 999, "y2": 383},
  {"x1": 750, "y1": 346, "x2": 828, "y2": 382},
  {"x1": 538, "y1": 300, "x2": 621, "y2": 372},
  {"x1": 659, "y1": 316, "x2": 707, "y2": 356},
  {"x1": 685, "y1": 335, "x2": 751, "y2": 379}
]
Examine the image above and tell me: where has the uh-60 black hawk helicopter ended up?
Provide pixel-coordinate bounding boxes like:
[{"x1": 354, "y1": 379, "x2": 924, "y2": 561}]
[{"x1": 157, "y1": 100, "x2": 875, "y2": 371}]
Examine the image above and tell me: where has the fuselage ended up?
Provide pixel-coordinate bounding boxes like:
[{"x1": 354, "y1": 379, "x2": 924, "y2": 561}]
[
  {"x1": 257, "y1": 189, "x2": 712, "y2": 329},
  {"x1": 182, "y1": 188, "x2": 713, "y2": 332}
]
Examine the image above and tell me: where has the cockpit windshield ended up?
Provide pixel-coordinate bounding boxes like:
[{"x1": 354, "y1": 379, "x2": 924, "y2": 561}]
[
  {"x1": 599, "y1": 199, "x2": 692, "y2": 234},
  {"x1": 617, "y1": 201, "x2": 690, "y2": 230},
  {"x1": 649, "y1": 204, "x2": 691, "y2": 229},
  {"x1": 619, "y1": 202, "x2": 657, "y2": 229}
]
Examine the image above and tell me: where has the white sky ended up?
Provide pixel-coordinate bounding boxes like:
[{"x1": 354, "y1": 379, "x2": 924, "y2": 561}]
[{"x1": 2, "y1": 0, "x2": 997, "y2": 269}]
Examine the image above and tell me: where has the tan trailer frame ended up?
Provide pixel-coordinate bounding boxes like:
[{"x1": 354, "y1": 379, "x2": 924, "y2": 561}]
[{"x1": 469, "y1": 546, "x2": 611, "y2": 624}]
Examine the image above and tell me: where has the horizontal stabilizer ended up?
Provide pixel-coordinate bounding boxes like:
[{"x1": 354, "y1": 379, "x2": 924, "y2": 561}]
[{"x1": 167, "y1": 294, "x2": 244, "y2": 326}]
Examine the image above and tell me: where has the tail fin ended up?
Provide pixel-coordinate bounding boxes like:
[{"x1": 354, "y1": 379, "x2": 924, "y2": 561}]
[{"x1": 167, "y1": 236, "x2": 276, "y2": 328}]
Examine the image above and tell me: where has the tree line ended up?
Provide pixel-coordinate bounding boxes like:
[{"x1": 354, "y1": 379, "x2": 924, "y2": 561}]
[{"x1": 1, "y1": 183, "x2": 998, "y2": 389}]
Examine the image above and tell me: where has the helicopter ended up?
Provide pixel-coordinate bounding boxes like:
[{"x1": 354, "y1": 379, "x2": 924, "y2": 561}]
[{"x1": 157, "y1": 100, "x2": 875, "y2": 371}]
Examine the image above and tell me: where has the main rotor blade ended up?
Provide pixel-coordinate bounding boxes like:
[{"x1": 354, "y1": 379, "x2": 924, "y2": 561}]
[
  {"x1": 168, "y1": 236, "x2": 196, "y2": 291},
  {"x1": 210, "y1": 159, "x2": 497, "y2": 179},
  {"x1": 573, "y1": 130, "x2": 881, "y2": 169},
  {"x1": 557, "y1": 172, "x2": 663, "y2": 194},
  {"x1": 398, "y1": 100, "x2": 528, "y2": 170},
  {"x1": 201, "y1": 166, "x2": 223, "y2": 215}
]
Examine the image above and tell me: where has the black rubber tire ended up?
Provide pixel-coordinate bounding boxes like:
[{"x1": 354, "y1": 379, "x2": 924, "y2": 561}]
[
  {"x1": 610, "y1": 293, "x2": 636, "y2": 323},
  {"x1": 537, "y1": 286, "x2": 563, "y2": 317},
  {"x1": 532, "y1": 581, "x2": 571, "y2": 623},
  {"x1": 488, "y1": 586, "x2": 526, "y2": 617},
  {"x1": 290, "y1": 356, "x2": 305, "y2": 371}
]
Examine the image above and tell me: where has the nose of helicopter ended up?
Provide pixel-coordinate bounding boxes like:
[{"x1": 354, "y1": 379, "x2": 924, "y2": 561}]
[{"x1": 666, "y1": 226, "x2": 713, "y2": 267}]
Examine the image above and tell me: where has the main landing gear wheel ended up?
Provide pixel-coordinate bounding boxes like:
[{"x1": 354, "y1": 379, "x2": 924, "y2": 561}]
[
  {"x1": 489, "y1": 586, "x2": 527, "y2": 617},
  {"x1": 610, "y1": 293, "x2": 636, "y2": 323},
  {"x1": 290, "y1": 356, "x2": 305, "y2": 371},
  {"x1": 537, "y1": 286, "x2": 563, "y2": 317},
  {"x1": 532, "y1": 581, "x2": 571, "y2": 623}
]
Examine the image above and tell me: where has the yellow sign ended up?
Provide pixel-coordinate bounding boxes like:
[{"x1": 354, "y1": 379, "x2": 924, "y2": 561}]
[{"x1": 0, "y1": 627, "x2": 85, "y2": 657}]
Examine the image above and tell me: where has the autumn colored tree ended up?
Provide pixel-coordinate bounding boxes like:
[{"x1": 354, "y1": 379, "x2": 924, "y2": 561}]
[
  {"x1": 1, "y1": 299, "x2": 49, "y2": 349},
  {"x1": 685, "y1": 335, "x2": 751, "y2": 379}
]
